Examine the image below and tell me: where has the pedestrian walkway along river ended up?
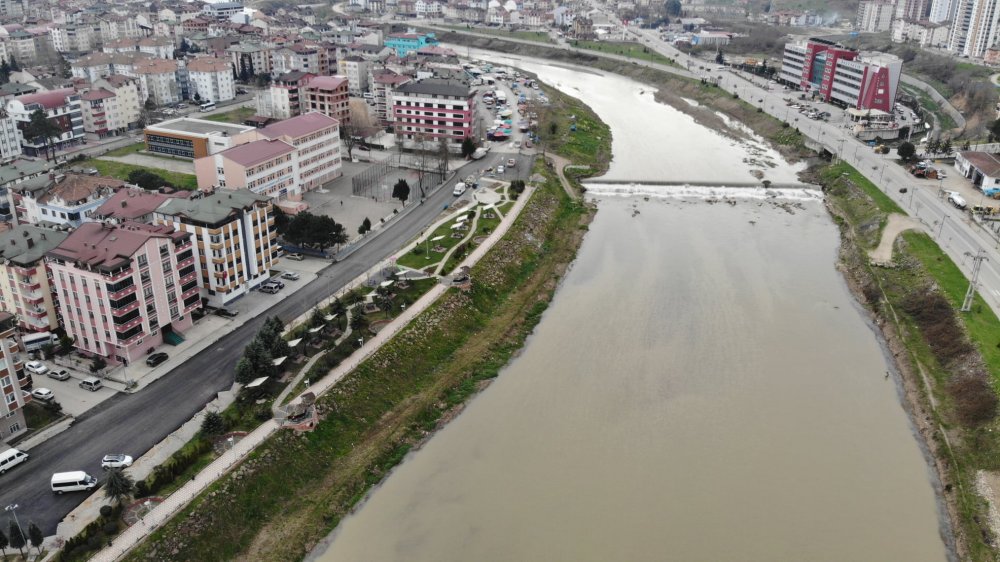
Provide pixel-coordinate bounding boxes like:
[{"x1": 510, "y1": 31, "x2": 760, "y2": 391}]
[{"x1": 308, "y1": 55, "x2": 951, "y2": 562}]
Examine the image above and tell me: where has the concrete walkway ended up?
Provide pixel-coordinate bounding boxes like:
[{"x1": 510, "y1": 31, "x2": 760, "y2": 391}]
[
  {"x1": 546, "y1": 154, "x2": 580, "y2": 201},
  {"x1": 271, "y1": 308, "x2": 354, "y2": 418},
  {"x1": 870, "y1": 213, "x2": 926, "y2": 265},
  {"x1": 88, "y1": 181, "x2": 538, "y2": 562}
]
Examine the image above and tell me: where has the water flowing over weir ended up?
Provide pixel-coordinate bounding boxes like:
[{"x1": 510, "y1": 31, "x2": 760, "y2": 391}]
[{"x1": 309, "y1": 53, "x2": 952, "y2": 562}]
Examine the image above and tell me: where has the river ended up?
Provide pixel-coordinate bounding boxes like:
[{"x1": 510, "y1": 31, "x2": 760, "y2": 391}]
[{"x1": 309, "y1": 56, "x2": 950, "y2": 562}]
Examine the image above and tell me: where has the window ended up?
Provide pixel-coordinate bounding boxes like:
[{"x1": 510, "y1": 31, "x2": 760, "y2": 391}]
[
  {"x1": 4, "y1": 393, "x2": 15, "y2": 405},
  {"x1": 8, "y1": 422, "x2": 20, "y2": 434},
  {"x1": 1, "y1": 376, "x2": 10, "y2": 387},
  {"x1": 137, "y1": 254, "x2": 147, "y2": 267}
]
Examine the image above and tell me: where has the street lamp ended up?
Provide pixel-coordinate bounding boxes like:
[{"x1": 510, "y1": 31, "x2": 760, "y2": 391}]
[
  {"x1": 938, "y1": 214, "x2": 950, "y2": 239},
  {"x1": 5, "y1": 504, "x2": 23, "y2": 542},
  {"x1": 425, "y1": 235, "x2": 445, "y2": 260}
]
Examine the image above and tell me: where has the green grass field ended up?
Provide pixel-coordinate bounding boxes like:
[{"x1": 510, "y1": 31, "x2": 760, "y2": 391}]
[
  {"x1": 102, "y1": 142, "x2": 146, "y2": 157},
  {"x1": 441, "y1": 24, "x2": 553, "y2": 44},
  {"x1": 204, "y1": 107, "x2": 255, "y2": 124},
  {"x1": 571, "y1": 40, "x2": 676, "y2": 66},
  {"x1": 83, "y1": 159, "x2": 199, "y2": 190}
]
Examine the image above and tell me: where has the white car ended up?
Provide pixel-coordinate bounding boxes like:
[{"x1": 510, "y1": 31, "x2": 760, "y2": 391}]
[
  {"x1": 452, "y1": 182, "x2": 467, "y2": 196},
  {"x1": 25, "y1": 361, "x2": 48, "y2": 375},
  {"x1": 281, "y1": 271, "x2": 300, "y2": 280},
  {"x1": 947, "y1": 192, "x2": 967, "y2": 209},
  {"x1": 31, "y1": 388, "x2": 54, "y2": 402},
  {"x1": 496, "y1": 165, "x2": 506, "y2": 174},
  {"x1": 101, "y1": 454, "x2": 133, "y2": 469}
]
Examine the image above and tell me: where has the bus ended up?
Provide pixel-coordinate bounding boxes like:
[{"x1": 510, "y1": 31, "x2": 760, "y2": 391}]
[
  {"x1": 199, "y1": 102, "x2": 216, "y2": 112},
  {"x1": 22, "y1": 331, "x2": 55, "y2": 352}
]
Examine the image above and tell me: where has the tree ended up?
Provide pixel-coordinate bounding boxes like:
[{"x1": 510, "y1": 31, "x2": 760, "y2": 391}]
[
  {"x1": 90, "y1": 356, "x2": 107, "y2": 374},
  {"x1": 144, "y1": 97, "x2": 157, "y2": 111},
  {"x1": 436, "y1": 137, "x2": 451, "y2": 176},
  {"x1": 941, "y1": 137, "x2": 953, "y2": 155},
  {"x1": 128, "y1": 169, "x2": 172, "y2": 190},
  {"x1": 23, "y1": 109, "x2": 61, "y2": 161},
  {"x1": 926, "y1": 137, "x2": 940, "y2": 154},
  {"x1": 358, "y1": 217, "x2": 372, "y2": 235},
  {"x1": 234, "y1": 356, "x2": 255, "y2": 385},
  {"x1": 392, "y1": 179, "x2": 410, "y2": 204},
  {"x1": 375, "y1": 285, "x2": 393, "y2": 318},
  {"x1": 510, "y1": 179, "x2": 526, "y2": 196},
  {"x1": 104, "y1": 468, "x2": 135, "y2": 507},
  {"x1": 231, "y1": 62, "x2": 238, "y2": 82},
  {"x1": 990, "y1": 119, "x2": 1000, "y2": 143},
  {"x1": 350, "y1": 308, "x2": 368, "y2": 331},
  {"x1": 7, "y1": 519, "x2": 23, "y2": 557},
  {"x1": 664, "y1": 0, "x2": 682, "y2": 16},
  {"x1": 239, "y1": 56, "x2": 251, "y2": 83},
  {"x1": 461, "y1": 137, "x2": 476, "y2": 159},
  {"x1": 9, "y1": 55, "x2": 19, "y2": 72},
  {"x1": 0, "y1": 59, "x2": 12, "y2": 84},
  {"x1": 897, "y1": 141, "x2": 916, "y2": 161},
  {"x1": 715, "y1": 50, "x2": 725, "y2": 65},
  {"x1": 194, "y1": 92, "x2": 202, "y2": 102},
  {"x1": 27, "y1": 522, "x2": 41, "y2": 555},
  {"x1": 201, "y1": 410, "x2": 226, "y2": 435}
]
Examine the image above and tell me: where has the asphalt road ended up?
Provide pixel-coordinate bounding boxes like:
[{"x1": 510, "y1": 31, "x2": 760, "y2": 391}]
[{"x1": 0, "y1": 149, "x2": 522, "y2": 534}]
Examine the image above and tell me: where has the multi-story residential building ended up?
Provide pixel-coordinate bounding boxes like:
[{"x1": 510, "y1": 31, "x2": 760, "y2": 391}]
[
  {"x1": 91, "y1": 75, "x2": 143, "y2": 131},
  {"x1": 892, "y1": 18, "x2": 950, "y2": 46},
  {"x1": 270, "y1": 44, "x2": 321, "y2": 76},
  {"x1": 7, "y1": 31, "x2": 36, "y2": 66},
  {"x1": 47, "y1": 221, "x2": 200, "y2": 362},
  {"x1": 132, "y1": 58, "x2": 181, "y2": 106},
  {"x1": 929, "y1": 0, "x2": 957, "y2": 22},
  {"x1": 0, "y1": 0, "x2": 23, "y2": 19},
  {"x1": 103, "y1": 37, "x2": 175, "y2": 59},
  {"x1": 0, "y1": 159, "x2": 52, "y2": 223},
  {"x1": 857, "y1": 0, "x2": 896, "y2": 32},
  {"x1": 337, "y1": 56, "x2": 370, "y2": 96},
  {"x1": 949, "y1": 0, "x2": 976, "y2": 52},
  {"x1": 384, "y1": 32, "x2": 438, "y2": 56},
  {"x1": 11, "y1": 172, "x2": 123, "y2": 227},
  {"x1": 302, "y1": 75, "x2": 350, "y2": 125},
  {"x1": 94, "y1": 187, "x2": 190, "y2": 224},
  {"x1": 392, "y1": 79, "x2": 475, "y2": 146},
  {"x1": 0, "y1": 108, "x2": 21, "y2": 164},
  {"x1": 0, "y1": 312, "x2": 30, "y2": 442},
  {"x1": 153, "y1": 189, "x2": 276, "y2": 307},
  {"x1": 203, "y1": 2, "x2": 246, "y2": 21},
  {"x1": 0, "y1": 225, "x2": 69, "y2": 332},
  {"x1": 227, "y1": 42, "x2": 270, "y2": 77},
  {"x1": 187, "y1": 57, "x2": 236, "y2": 103},
  {"x1": 144, "y1": 118, "x2": 255, "y2": 159},
  {"x1": 80, "y1": 89, "x2": 123, "y2": 138},
  {"x1": 6, "y1": 89, "x2": 84, "y2": 158},
  {"x1": 70, "y1": 52, "x2": 155, "y2": 83},
  {"x1": 961, "y1": 0, "x2": 1000, "y2": 57},
  {"x1": 194, "y1": 112, "x2": 341, "y2": 200},
  {"x1": 895, "y1": 0, "x2": 931, "y2": 19},
  {"x1": 372, "y1": 70, "x2": 411, "y2": 125},
  {"x1": 99, "y1": 16, "x2": 145, "y2": 43},
  {"x1": 257, "y1": 71, "x2": 314, "y2": 119},
  {"x1": 50, "y1": 24, "x2": 96, "y2": 53},
  {"x1": 779, "y1": 38, "x2": 902, "y2": 112}
]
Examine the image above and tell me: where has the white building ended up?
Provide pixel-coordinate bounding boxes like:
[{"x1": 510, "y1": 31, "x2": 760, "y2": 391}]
[
  {"x1": 929, "y1": 0, "x2": 957, "y2": 22},
  {"x1": 337, "y1": 56, "x2": 370, "y2": 96},
  {"x1": 187, "y1": 57, "x2": 235, "y2": 103},
  {"x1": 857, "y1": 0, "x2": 896, "y2": 32},
  {"x1": 132, "y1": 58, "x2": 181, "y2": 106},
  {"x1": 11, "y1": 172, "x2": 123, "y2": 227},
  {"x1": 0, "y1": 108, "x2": 21, "y2": 164},
  {"x1": 892, "y1": 18, "x2": 951, "y2": 46},
  {"x1": 92, "y1": 75, "x2": 143, "y2": 131}
]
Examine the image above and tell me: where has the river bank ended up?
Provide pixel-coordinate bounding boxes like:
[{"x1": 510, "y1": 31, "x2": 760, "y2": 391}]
[
  {"x1": 811, "y1": 161, "x2": 1000, "y2": 561},
  {"x1": 120, "y1": 91, "x2": 607, "y2": 559}
]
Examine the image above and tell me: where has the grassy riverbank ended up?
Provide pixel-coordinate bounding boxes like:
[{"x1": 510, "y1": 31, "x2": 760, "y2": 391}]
[
  {"x1": 124, "y1": 85, "x2": 608, "y2": 558},
  {"x1": 815, "y1": 161, "x2": 1000, "y2": 560}
]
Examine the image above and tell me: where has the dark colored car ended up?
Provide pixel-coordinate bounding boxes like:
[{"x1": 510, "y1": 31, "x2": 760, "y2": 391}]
[
  {"x1": 214, "y1": 308, "x2": 239, "y2": 318},
  {"x1": 145, "y1": 352, "x2": 169, "y2": 367}
]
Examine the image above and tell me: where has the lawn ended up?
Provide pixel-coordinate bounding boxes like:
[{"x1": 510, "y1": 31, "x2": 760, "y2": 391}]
[
  {"x1": 204, "y1": 107, "x2": 255, "y2": 124},
  {"x1": 82, "y1": 159, "x2": 199, "y2": 190},
  {"x1": 102, "y1": 142, "x2": 146, "y2": 157},
  {"x1": 396, "y1": 214, "x2": 475, "y2": 270},
  {"x1": 900, "y1": 84, "x2": 957, "y2": 132},
  {"x1": 538, "y1": 84, "x2": 612, "y2": 166},
  {"x1": 441, "y1": 24, "x2": 553, "y2": 44},
  {"x1": 22, "y1": 401, "x2": 63, "y2": 432},
  {"x1": 571, "y1": 40, "x2": 677, "y2": 66}
]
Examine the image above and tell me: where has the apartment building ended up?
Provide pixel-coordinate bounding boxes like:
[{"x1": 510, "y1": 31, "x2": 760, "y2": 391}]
[
  {"x1": 392, "y1": 79, "x2": 476, "y2": 146},
  {"x1": 103, "y1": 37, "x2": 175, "y2": 59},
  {"x1": 70, "y1": 52, "x2": 155, "y2": 83},
  {"x1": 257, "y1": 71, "x2": 314, "y2": 119},
  {"x1": 132, "y1": 58, "x2": 181, "y2": 106},
  {"x1": 779, "y1": 39, "x2": 902, "y2": 112},
  {"x1": 929, "y1": 0, "x2": 957, "y2": 22},
  {"x1": 0, "y1": 108, "x2": 21, "y2": 164},
  {"x1": 949, "y1": 0, "x2": 976, "y2": 52},
  {"x1": 91, "y1": 75, "x2": 143, "y2": 132},
  {"x1": 384, "y1": 32, "x2": 438, "y2": 56},
  {"x1": 10, "y1": 172, "x2": 124, "y2": 227},
  {"x1": 93, "y1": 187, "x2": 191, "y2": 225},
  {"x1": 50, "y1": 24, "x2": 96, "y2": 53},
  {"x1": 144, "y1": 118, "x2": 255, "y2": 159},
  {"x1": 98, "y1": 17, "x2": 146, "y2": 43},
  {"x1": 961, "y1": 0, "x2": 1000, "y2": 57},
  {"x1": 857, "y1": 0, "x2": 896, "y2": 32},
  {"x1": 372, "y1": 70, "x2": 411, "y2": 125},
  {"x1": 188, "y1": 57, "x2": 236, "y2": 103},
  {"x1": 0, "y1": 225, "x2": 69, "y2": 332},
  {"x1": 6, "y1": 89, "x2": 84, "y2": 157},
  {"x1": 337, "y1": 56, "x2": 370, "y2": 96},
  {"x1": 302, "y1": 75, "x2": 350, "y2": 125},
  {"x1": 895, "y1": 0, "x2": 931, "y2": 19},
  {"x1": 892, "y1": 18, "x2": 950, "y2": 46},
  {"x1": 80, "y1": 89, "x2": 123, "y2": 138},
  {"x1": 0, "y1": 312, "x2": 29, "y2": 442},
  {"x1": 270, "y1": 44, "x2": 321, "y2": 76},
  {"x1": 7, "y1": 31, "x2": 36, "y2": 66},
  {"x1": 153, "y1": 189, "x2": 277, "y2": 307},
  {"x1": 195, "y1": 112, "x2": 342, "y2": 199},
  {"x1": 47, "y1": 222, "x2": 200, "y2": 362},
  {"x1": 227, "y1": 42, "x2": 271, "y2": 76}
]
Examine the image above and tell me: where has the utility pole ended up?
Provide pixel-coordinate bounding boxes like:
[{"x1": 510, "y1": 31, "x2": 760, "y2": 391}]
[{"x1": 962, "y1": 249, "x2": 988, "y2": 312}]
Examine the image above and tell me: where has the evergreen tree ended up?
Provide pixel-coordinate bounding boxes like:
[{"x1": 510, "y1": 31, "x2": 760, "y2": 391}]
[
  {"x1": 7, "y1": 519, "x2": 24, "y2": 557},
  {"x1": 103, "y1": 468, "x2": 135, "y2": 506},
  {"x1": 0, "y1": 526, "x2": 8, "y2": 561},
  {"x1": 27, "y1": 521, "x2": 42, "y2": 554},
  {"x1": 9, "y1": 55, "x2": 19, "y2": 72},
  {"x1": 358, "y1": 217, "x2": 372, "y2": 235},
  {"x1": 392, "y1": 179, "x2": 410, "y2": 204}
]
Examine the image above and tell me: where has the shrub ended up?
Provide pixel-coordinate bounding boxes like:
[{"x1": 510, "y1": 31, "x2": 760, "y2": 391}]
[
  {"x1": 201, "y1": 411, "x2": 226, "y2": 436},
  {"x1": 948, "y1": 372, "x2": 998, "y2": 427},
  {"x1": 99, "y1": 505, "x2": 113, "y2": 519}
]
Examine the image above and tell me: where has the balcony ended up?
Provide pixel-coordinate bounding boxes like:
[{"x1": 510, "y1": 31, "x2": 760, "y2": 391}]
[
  {"x1": 17, "y1": 278, "x2": 40, "y2": 291},
  {"x1": 106, "y1": 267, "x2": 134, "y2": 282},
  {"x1": 107, "y1": 283, "x2": 137, "y2": 301},
  {"x1": 178, "y1": 256, "x2": 195, "y2": 269},
  {"x1": 25, "y1": 308, "x2": 47, "y2": 319},
  {"x1": 13, "y1": 266, "x2": 36, "y2": 277},
  {"x1": 112, "y1": 299, "x2": 140, "y2": 316}
]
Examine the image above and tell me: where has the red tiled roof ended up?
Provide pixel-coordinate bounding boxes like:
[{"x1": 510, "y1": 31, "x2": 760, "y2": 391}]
[
  {"x1": 306, "y1": 75, "x2": 348, "y2": 90},
  {"x1": 94, "y1": 188, "x2": 191, "y2": 221},
  {"x1": 48, "y1": 221, "x2": 186, "y2": 269},
  {"x1": 15, "y1": 88, "x2": 75, "y2": 110},
  {"x1": 259, "y1": 112, "x2": 338, "y2": 140},
  {"x1": 80, "y1": 88, "x2": 115, "y2": 101},
  {"x1": 221, "y1": 138, "x2": 294, "y2": 167},
  {"x1": 188, "y1": 57, "x2": 231, "y2": 73},
  {"x1": 38, "y1": 173, "x2": 125, "y2": 205},
  {"x1": 960, "y1": 152, "x2": 1000, "y2": 178}
]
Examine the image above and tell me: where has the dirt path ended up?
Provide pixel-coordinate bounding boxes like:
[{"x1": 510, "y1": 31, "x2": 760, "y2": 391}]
[
  {"x1": 546, "y1": 153, "x2": 579, "y2": 200},
  {"x1": 869, "y1": 213, "x2": 925, "y2": 264}
]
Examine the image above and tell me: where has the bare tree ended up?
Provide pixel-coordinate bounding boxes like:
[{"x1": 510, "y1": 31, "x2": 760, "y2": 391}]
[{"x1": 437, "y1": 137, "x2": 451, "y2": 176}]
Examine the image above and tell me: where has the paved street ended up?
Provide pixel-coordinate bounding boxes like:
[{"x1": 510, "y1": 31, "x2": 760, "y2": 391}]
[{"x1": 0, "y1": 149, "x2": 522, "y2": 535}]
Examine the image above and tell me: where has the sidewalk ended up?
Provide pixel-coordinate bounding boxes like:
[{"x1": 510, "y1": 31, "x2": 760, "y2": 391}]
[{"x1": 88, "y1": 182, "x2": 538, "y2": 562}]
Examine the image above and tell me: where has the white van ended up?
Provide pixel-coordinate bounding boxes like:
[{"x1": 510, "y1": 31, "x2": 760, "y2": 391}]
[
  {"x1": 51, "y1": 471, "x2": 98, "y2": 493},
  {"x1": 79, "y1": 377, "x2": 102, "y2": 392},
  {"x1": 0, "y1": 448, "x2": 28, "y2": 473},
  {"x1": 452, "y1": 182, "x2": 467, "y2": 196}
]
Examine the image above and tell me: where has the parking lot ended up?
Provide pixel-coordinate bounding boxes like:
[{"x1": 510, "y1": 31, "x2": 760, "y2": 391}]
[{"x1": 28, "y1": 365, "x2": 118, "y2": 417}]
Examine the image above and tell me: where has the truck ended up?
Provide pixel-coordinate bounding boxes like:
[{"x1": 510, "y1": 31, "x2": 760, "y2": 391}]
[{"x1": 472, "y1": 147, "x2": 488, "y2": 160}]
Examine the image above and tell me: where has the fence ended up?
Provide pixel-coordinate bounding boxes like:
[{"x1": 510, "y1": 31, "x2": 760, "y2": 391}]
[{"x1": 351, "y1": 157, "x2": 395, "y2": 201}]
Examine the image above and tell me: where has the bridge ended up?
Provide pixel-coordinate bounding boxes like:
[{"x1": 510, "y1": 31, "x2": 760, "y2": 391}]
[{"x1": 581, "y1": 179, "x2": 817, "y2": 190}]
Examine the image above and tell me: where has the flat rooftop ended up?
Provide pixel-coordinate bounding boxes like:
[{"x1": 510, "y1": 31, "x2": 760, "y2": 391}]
[{"x1": 146, "y1": 118, "x2": 254, "y2": 137}]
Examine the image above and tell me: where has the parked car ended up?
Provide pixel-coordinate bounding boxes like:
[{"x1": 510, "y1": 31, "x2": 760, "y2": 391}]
[
  {"x1": 214, "y1": 308, "x2": 239, "y2": 318},
  {"x1": 31, "y1": 388, "x2": 54, "y2": 402},
  {"x1": 285, "y1": 253, "x2": 304, "y2": 261},
  {"x1": 47, "y1": 369, "x2": 71, "y2": 381},
  {"x1": 281, "y1": 271, "x2": 300, "y2": 280},
  {"x1": 947, "y1": 192, "x2": 968, "y2": 209},
  {"x1": 79, "y1": 377, "x2": 102, "y2": 392},
  {"x1": 453, "y1": 182, "x2": 467, "y2": 196},
  {"x1": 177, "y1": 103, "x2": 188, "y2": 109},
  {"x1": 497, "y1": 165, "x2": 506, "y2": 174},
  {"x1": 507, "y1": 158, "x2": 516, "y2": 167},
  {"x1": 145, "y1": 352, "x2": 169, "y2": 367},
  {"x1": 25, "y1": 361, "x2": 48, "y2": 375},
  {"x1": 101, "y1": 454, "x2": 133, "y2": 469},
  {"x1": 260, "y1": 283, "x2": 281, "y2": 294}
]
